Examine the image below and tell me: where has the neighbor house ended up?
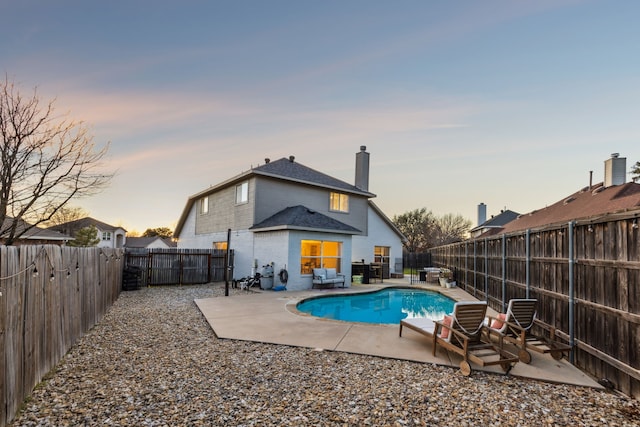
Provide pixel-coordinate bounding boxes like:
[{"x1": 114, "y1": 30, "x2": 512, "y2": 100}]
[
  {"x1": 48, "y1": 217, "x2": 127, "y2": 248},
  {"x1": 480, "y1": 153, "x2": 640, "y2": 236},
  {"x1": 174, "y1": 146, "x2": 406, "y2": 290},
  {"x1": 1, "y1": 217, "x2": 71, "y2": 245},
  {"x1": 469, "y1": 204, "x2": 520, "y2": 238},
  {"x1": 125, "y1": 236, "x2": 177, "y2": 249}
]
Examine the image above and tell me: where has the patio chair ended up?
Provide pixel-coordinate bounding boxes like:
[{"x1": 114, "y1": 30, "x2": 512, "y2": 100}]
[
  {"x1": 400, "y1": 301, "x2": 518, "y2": 376},
  {"x1": 486, "y1": 298, "x2": 572, "y2": 363}
]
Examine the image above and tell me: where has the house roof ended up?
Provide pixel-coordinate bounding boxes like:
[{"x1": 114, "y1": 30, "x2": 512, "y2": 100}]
[
  {"x1": 175, "y1": 156, "x2": 376, "y2": 237},
  {"x1": 125, "y1": 236, "x2": 177, "y2": 248},
  {"x1": 48, "y1": 217, "x2": 126, "y2": 234},
  {"x1": 249, "y1": 205, "x2": 361, "y2": 234},
  {"x1": 483, "y1": 182, "x2": 640, "y2": 236},
  {"x1": 1, "y1": 217, "x2": 70, "y2": 241},
  {"x1": 470, "y1": 209, "x2": 520, "y2": 233}
]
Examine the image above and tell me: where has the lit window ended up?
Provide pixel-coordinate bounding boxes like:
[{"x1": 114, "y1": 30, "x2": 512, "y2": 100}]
[
  {"x1": 213, "y1": 241, "x2": 227, "y2": 250},
  {"x1": 329, "y1": 192, "x2": 349, "y2": 213},
  {"x1": 102, "y1": 232, "x2": 111, "y2": 241},
  {"x1": 200, "y1": 196, "x2": 209, "y2": 214},
  {"x1": 236, "y1": 182, "x2": 248, "y2": 204},
  {"x1": 374, "y1": 246, "x2": 389, "y2": 264},
  {"x1": 300, "y1": 240, "x2": 342, "y2": 274}
]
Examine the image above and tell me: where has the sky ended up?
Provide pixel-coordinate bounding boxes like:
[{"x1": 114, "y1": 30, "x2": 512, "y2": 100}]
[{"x1": 2, "y1": 0, "x2": 639, "y2": 234}]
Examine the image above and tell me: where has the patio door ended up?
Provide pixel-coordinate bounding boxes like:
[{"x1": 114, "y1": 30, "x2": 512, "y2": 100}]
[{"x1": 374, "y1": 246, "x2": 390, "y2": 279}]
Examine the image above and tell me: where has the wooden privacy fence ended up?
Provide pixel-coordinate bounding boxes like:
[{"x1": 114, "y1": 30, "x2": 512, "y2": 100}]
[
  {"x1": 124, "y1": 248, "x2": 233, "y2": 286},
  {"x1": 430, "y1": 209, "x2": 640, "y2": 398},
  {"x1": 0, "y1": 245, "x2": 124, "y2": 427}
]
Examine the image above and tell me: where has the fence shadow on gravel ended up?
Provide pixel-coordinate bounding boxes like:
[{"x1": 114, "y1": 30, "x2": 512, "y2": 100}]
[{"x1": 0, "y1": 245, "x2": 123, "y2": 427}]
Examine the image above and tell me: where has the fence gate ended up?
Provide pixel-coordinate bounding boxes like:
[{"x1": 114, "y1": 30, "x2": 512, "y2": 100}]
[{"x1": 124, "y1": 248, "x2": 233, "y2": 286}]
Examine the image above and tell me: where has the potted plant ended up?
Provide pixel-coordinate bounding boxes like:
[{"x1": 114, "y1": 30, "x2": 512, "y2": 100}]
[{"x1": 439, "y1": 268, "x2": 453, "y2": 287}]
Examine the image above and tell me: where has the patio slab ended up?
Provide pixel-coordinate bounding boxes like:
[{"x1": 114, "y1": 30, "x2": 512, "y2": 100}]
[{"x1": 195, "y1": 279, "x2": 602, "y2": 389}]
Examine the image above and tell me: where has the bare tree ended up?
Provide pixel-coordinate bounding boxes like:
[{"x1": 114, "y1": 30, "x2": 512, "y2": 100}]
[
  {"x1": 631, "y1": 161, "x2": 640, "y2": 183},
  {"x1": 142, "y1": 227, "x2": 173, "y2": 238},
  {"x1": 432, "y1": 213, "x2": 472, "y2": 246},
  {"x1": 0, "y1": 76, "x2": 112, "y2": 245},
  {"x1": 40, "y1": 205, "x2": 90, "y2": 228},
  {"x1": 392, "y1": 208, "x2": 436, "y2": 252}
]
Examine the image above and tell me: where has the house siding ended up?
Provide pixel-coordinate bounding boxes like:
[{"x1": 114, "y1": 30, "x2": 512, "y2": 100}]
[
  {"x1": 352, "y1": 207, "x2": 403, "y2": 275},
  {"x1": 254, "y1": 178, "x2": 368, "y2": 234},
  {"x1": 196, "y1": 178, "x2": 256, "y2": 234},
  {"x1": 287, "y1": 230, "x2": 353, "y2": 291}
]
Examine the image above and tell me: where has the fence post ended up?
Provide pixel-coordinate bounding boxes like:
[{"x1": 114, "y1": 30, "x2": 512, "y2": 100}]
[
  {"x1": 568, "y1": 221, "x2": 576, "y2": 363},
  {"x1": 525, "y1": 229, "x2": 531, "y2": 298},
  {"x1": 225, "y1": 228, "x2": 231, "y2": 296},
  {"x1": 484, "y1": 237, "x2": 488, "y2": 301},
  {"x1": 501, "y1": 234, "x2": 506, "y2": 312}
]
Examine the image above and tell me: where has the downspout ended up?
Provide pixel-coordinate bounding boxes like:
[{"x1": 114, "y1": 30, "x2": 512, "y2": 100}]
[
  {"x1": 568, "y1": 221, "x2": 576, "y2": 363},
  {"x1": 525, "y1": 229, "x2": 531, "y2": 298},
  {"x1": 501, "y1": 234, "x2": 507, "y2": 312}
]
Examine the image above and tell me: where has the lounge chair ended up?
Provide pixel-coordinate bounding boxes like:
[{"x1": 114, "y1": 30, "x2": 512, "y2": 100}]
[
  {"x1": 400, "y1": 301, "x2": 519, "y2": 376},
  {"x1": 486, "y1": 298, "x2": 572, "y2": 363}
]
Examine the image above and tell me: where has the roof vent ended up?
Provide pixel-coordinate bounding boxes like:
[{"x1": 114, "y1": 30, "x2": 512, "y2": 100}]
[
  {"x1": 563, "y1": 196, "x2": 576, "y2": 205},
  {"x1": 289, "y1": 155, "x2": 295, "y2": 163},
  {"x1": 265, "y1": 158, "x2": 270, "y2": 164}
]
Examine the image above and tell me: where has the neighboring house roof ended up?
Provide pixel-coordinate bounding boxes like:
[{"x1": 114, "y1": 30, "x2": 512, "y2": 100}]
[
  {"x1": 470, "y1": 209, "x2": 520, "y2": 234},
  {"x1": 48, "y1": 216, "x2": 126, "y2": 235},
  {"x1": 250, "y1": 205, "x2": 361, "y2": 234},
  {"x1": 1, "y1": 217, "x2": 70, "y2": 242},
  {"x1": 484, "y1": 182, "x2": 640, "y2": 236},
  {"x1": 125, "y1": 236, "x2": 177, "y2": 248},
  {"x1": 368, "y1": 201, "x2": 407, "y2": 243},
  {"x1": 175, "y1": 156, "x2": 376, "y2": 236}
]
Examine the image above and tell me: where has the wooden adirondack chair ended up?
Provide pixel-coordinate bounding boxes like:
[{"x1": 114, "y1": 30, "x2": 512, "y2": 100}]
[{"x1": 486, "y1": 298, "x2": 572, "y2": 363}]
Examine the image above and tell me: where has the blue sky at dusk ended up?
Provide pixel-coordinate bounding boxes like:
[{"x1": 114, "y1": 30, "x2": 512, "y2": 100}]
[{"x1": 2, "y1": 0, "x2": 639, "y2": 233}]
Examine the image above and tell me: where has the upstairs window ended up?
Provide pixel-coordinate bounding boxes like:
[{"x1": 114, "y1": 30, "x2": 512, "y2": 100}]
[
  {"x1": 236, "y1": 182, "x2": 248, "y2": 204},
  {"x1": 330, "y1": 192, "x2": 349, "y2": 213},
  {"x1": 200, "y1": 196, "x2": 209, "y2": 214}
]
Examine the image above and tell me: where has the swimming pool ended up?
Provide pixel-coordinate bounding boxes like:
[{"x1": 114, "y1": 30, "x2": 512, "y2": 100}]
[{"x1": 296, "y1": 287, "x2": 455, "y2": 325}]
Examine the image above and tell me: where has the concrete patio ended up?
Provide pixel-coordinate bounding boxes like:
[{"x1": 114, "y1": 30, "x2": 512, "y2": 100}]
[{"x1": 195, "y1": 278, "x2": 603, "y2": 389}]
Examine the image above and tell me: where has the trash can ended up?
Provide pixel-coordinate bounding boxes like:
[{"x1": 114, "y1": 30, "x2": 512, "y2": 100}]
[
  {"x1": 122, "y1": 265, "x2": 142, "y2": 291},
  {"x1": 260, "y1": 264, "x2": 274, "y2": 290}
]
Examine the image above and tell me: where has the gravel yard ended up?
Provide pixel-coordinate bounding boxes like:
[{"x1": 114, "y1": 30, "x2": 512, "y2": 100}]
[{"x1": 9, "y1": 284, "x2": 639, "y2": 426}]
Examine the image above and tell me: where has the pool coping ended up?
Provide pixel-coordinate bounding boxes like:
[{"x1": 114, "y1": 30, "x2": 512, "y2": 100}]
[{"x1": 195, "y1": 279, "x2": 603, "y2": 389}]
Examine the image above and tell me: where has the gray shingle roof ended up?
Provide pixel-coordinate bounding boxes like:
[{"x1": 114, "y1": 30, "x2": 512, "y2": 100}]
[
  {"x1": 1, "y1": 217, "x2": 70, "y2": 241},
  {"x1": 470, "y1": 209, "x2": 520, "y2": 233},
  {"x1": 252, "y1": 157, "x2": 375, "y2": 196},
  {"x1": 250, "y1": 205, "x2": 361, "y2": 234},
  {"x1": 48, "y1": 217, "x2": 125, "y2": 235}
]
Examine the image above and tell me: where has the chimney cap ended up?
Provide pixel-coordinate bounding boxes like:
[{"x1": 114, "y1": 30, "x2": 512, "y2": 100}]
[
  {"x1": 611, "y1": 153, "x2": 619, "y2": 158},
  {"x1": 289, "y1": 155, "x2": 295, "y2": 162},
  {"x1": 360, "y1": 145, "x2": 367, "y2": 152}
]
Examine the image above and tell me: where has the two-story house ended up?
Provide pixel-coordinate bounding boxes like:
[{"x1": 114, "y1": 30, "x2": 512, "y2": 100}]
[
  {"x1": 48, "y1": 217, "x2": 127, "y2": 248},
  {"x1": 174, "y1": 146, "x2": 405, "y2": 290}
]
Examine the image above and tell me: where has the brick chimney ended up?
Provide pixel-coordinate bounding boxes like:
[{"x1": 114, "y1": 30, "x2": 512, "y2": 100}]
[{"x1": 355, "y1": 146, "x2": 370, "y2": 191}]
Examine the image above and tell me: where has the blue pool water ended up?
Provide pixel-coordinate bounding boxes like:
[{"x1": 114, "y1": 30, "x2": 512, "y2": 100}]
[{"x1": 296, "y1": 287, "x2": 455, "y2": 325}]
